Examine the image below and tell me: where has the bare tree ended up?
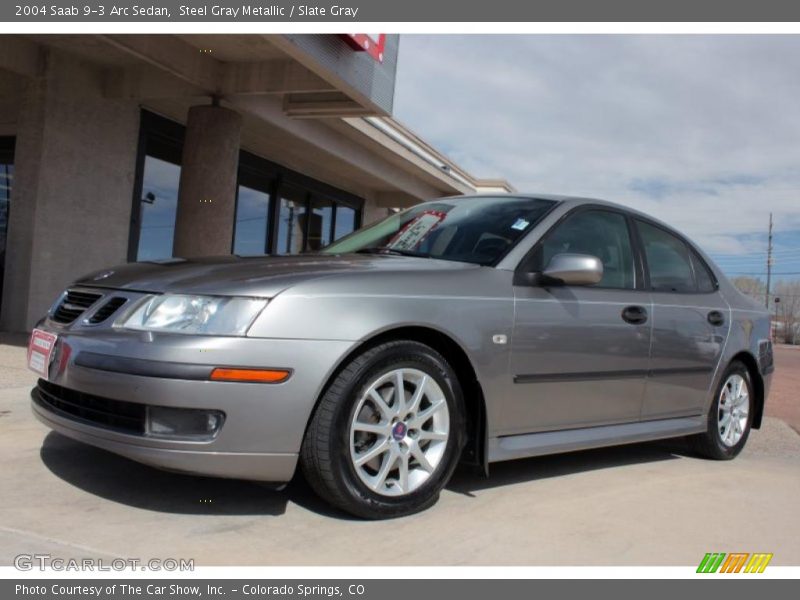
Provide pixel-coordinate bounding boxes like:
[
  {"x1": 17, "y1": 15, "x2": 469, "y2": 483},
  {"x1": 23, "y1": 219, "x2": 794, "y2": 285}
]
[
  {"x1": 731, "y1": 276, "x2": 766, "y2": 305},
  {"x1": 774, "y1": 280, "x2": 800, "y2": 345}
]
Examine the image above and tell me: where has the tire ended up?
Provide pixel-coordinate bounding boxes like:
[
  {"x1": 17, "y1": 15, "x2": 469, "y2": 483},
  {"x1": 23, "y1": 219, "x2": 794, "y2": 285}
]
[
  {"x1": 300, "y1": 340, "x2": 465, "y2": 519},
  {"x1": 690, "y1": 360, "x2": 754, "y2": 460}
]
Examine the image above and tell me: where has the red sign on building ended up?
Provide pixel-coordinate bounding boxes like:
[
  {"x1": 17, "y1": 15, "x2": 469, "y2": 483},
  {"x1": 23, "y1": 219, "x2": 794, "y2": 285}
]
[{"x1": 342, "y1": 34, "x2": 387, "y2": 63}]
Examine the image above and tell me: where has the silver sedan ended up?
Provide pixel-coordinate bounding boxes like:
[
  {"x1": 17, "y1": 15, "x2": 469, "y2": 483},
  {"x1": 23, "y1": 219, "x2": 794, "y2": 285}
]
[{"x1": 28, "y1": 195, "x2": 773, "y2": 519}]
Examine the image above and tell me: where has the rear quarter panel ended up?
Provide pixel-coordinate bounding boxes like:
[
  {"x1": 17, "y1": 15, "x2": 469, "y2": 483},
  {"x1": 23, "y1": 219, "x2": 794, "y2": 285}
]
[{"x1": 704, "y1": 276, "x2": 772, "y2": 417}]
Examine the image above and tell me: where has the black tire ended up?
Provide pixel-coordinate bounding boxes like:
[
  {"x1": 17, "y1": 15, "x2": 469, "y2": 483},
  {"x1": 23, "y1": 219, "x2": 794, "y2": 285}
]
[
  {"x1": 690, "y1": 360, "x2": 754, "y2": 460},
  {"x1": 300, "y1": 340, "x2": 465, "y2": 519}
]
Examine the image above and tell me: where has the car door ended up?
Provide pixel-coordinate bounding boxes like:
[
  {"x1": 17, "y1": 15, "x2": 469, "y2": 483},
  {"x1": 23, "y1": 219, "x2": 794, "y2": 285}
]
[
  {"x1": 634, "y1": 219, "x2": 729, "y2": 419},
  {"x1": 503, "y1": 207, "x2": 652, "y2": 435}
]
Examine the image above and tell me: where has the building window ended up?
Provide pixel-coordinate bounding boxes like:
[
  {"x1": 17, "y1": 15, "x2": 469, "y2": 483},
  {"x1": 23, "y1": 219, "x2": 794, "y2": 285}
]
[
  {"x1": 130, "y1": 112, "x2": 184, "y2": 262},
  {"x1": 276, "y1": 189, "x2": 361, "y2": 254},
  {"x1": 308, "y1": 195, "x2": 334, "y2": 251},
  {"x1": 0, "y1": 137, "x2": 14, "y2": 313},
  {"x1": 277, "y1": 185, "x2": 308, "y2": 254},
  {"x1": 234, "y1": 185, "x2": 272, "y2": 256},
  {"x1": 233, "y1": 153, "x2": 276, "y2": 256},
  {"x1": 335, "y1": 206, "x2": 356, "y2": 241},
  {"x1": 131, "y1": 111, "x2": 363, "y2": 261}
]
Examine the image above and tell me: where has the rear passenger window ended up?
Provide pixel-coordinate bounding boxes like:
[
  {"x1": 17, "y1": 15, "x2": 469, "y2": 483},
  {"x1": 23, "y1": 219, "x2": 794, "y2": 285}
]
[
  {"x1": 691, "y1": 251, "x2": 717, "y2": 293},
  {"x1": 636, "y1": 220, "x2": 697, "y2": 293}
]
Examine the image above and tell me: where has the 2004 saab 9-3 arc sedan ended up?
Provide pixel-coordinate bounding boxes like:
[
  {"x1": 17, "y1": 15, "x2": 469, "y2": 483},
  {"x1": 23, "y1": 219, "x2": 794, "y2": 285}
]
[{"x1": 29, "y1": 195, "x2": 773, "y2": 519}]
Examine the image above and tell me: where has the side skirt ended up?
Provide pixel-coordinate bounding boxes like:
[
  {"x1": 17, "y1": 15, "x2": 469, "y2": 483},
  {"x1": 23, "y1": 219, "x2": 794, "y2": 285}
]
[{"x1": 488, "y1": 416, "x2": 707, "y2": 463}]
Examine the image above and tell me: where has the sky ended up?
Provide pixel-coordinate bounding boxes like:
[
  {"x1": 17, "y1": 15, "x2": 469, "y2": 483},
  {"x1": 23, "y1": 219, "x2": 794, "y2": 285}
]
[{"x1": 394, "y1": 35, "x2": 800, "y2": 282}]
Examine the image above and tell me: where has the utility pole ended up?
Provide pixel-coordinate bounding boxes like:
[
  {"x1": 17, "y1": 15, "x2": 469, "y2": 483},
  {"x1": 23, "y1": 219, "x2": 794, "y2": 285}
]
[{"x1": 765, "y1": 212, "x2": 773, "y2": 309}]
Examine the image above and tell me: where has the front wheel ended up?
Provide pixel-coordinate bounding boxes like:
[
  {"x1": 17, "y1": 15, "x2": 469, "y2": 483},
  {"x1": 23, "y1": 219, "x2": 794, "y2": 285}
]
[
  {"x1": 690, "y1": 361, "x2": 753, "y2": 460},
  {"x1": 300, "y1": 340, "x2": 465, "y2": 519}
]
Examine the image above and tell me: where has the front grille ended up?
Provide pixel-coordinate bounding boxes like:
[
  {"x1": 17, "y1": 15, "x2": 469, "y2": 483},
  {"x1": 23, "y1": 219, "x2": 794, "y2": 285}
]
[
  {"x1": 51, "y1": 290, "x2": 103, "y2": 324},
  {"x1": 88, "y1": 297, "x2": 127, "y2": 324},
  {"x1": 35, "y1": 379, "x2": 145, "y2": 435}
]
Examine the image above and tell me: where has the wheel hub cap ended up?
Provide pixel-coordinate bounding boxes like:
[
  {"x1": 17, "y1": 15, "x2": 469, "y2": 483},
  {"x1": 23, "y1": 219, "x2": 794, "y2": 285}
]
[{"x1": 391, "y1": 421, "x2": 408, "y2": 441}]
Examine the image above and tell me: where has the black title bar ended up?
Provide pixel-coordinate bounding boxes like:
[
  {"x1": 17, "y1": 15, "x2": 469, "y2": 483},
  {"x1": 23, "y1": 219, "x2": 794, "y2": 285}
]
[{"x1": 3, "y1": 0, "x2": 800, "y2": 22}]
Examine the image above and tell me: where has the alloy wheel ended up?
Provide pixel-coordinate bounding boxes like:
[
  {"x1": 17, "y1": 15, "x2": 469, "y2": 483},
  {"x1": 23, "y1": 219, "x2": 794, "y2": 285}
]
[
  {"x1": 349, "y1": 368, "x2": 450, "y2": 496},
  {"x1": 718, "y1": 373, "x2": 750, "y2": 447}
]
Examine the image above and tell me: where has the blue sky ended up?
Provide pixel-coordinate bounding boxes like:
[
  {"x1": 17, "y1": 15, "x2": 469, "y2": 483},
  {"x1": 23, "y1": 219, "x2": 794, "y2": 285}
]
[{"x1": 393, "y1": 35, "x2": 800, "y2": 281}]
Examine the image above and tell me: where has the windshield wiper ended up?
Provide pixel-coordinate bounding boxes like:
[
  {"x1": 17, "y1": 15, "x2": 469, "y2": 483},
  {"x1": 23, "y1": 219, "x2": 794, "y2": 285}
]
[{"x1": 355, "y1": 247, "x2": 430, "y2": 258}]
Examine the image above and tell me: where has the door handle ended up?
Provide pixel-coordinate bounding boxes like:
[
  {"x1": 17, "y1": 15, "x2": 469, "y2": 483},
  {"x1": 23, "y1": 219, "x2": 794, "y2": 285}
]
[
  {"x1": 621, "y1": 305, "x2": 648, "y2": 325},
  {"x1": 708, "y1": 310, "x2": 725, "y2": 327}
]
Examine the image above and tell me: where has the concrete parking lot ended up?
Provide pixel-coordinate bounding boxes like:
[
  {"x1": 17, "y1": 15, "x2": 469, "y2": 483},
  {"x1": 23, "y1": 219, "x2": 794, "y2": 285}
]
[{"x1": 1, "y1": 336, "x2": 798, "y2": 566}]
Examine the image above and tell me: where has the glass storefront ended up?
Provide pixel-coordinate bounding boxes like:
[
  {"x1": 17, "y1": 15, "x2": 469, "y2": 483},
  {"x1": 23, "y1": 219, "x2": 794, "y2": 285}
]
[
  {"x1": 308, "y1": 196, "x2": 334, "y2": 251},
  {"x1": 233, "y1": 153, "x2": 276, "y2": 256},
  {"x1": 276, "y1": 185, "x2": 309, "y2": 255},
  {"x1": 130, "y1": 112, "x2": 184, "y2": 262},
  {"x1": 234, "y1": 184, "x2": 273, "y2": 256},
  {"x1": 132, "y1": 111, "x2": 363, "y2": 260},
  {"x1": 0, "y1": 137, "x2": 14, "y2": 313},
  {"x1": 334, "y1": 205, "x2": 356, "y2": 241}
]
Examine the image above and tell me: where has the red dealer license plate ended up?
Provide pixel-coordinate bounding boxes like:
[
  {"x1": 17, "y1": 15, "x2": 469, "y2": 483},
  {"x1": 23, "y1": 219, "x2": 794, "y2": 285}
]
[{"x1": 27, "y1": 329, "x2": 58, "y2": 380}]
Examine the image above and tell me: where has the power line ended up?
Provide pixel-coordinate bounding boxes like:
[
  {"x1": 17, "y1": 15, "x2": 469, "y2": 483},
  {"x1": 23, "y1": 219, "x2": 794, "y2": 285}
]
[
  {"x1": 716, "y1": 253, "x2": 800, "y2": 258},
  {"x1": 766, "y1": 213, "x2": 774, "y2": 309},
  {"x1": 713, "y1": 256, "x2": 800, "y2": 262},
  {"x1": 724, "y1": 271, "x2": 800, "y2": 276},
  {"x1": 714, "y1": 249, "x2": 800, "y2": 257}
]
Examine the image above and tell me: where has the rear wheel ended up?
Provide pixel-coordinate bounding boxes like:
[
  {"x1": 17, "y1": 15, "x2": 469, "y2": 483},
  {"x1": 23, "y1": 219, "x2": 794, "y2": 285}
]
[
  {"x1": 690, "y1": 361, "x2": 753, "y2": 460},
  {"x1": 300, "y1": 340, "x2": 465, "y2": 519}
]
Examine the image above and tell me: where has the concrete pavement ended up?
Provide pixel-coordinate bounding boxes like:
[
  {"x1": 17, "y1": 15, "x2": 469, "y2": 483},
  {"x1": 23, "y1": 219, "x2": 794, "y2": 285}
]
[{"x1": 1, "y1": 339, "x2": 798, "y2": 566}]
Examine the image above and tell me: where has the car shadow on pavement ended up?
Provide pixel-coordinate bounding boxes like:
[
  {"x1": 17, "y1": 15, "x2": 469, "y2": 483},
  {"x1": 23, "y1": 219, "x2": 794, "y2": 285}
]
[
  {"x1": 39, "y1": 432, "x2": 298, "y2": 517},
  {"x1": 447, "y1": 437, "x2": 693, "y2": 496},
  {"x1": 40, "y1": 431, "x2": 696, "y2": 520}
]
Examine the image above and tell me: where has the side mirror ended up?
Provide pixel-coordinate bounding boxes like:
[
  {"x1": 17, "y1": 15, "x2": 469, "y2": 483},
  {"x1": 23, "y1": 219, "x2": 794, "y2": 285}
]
[{"x1": 541, "y1": 253, "x2": 603, "y2": 286}]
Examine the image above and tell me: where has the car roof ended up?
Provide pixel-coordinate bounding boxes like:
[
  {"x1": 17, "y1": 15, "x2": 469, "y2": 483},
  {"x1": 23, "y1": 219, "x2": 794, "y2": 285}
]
[
  {"x1": 437, "y1": 192, "x2": 632, "y2": 212},
  {"x1": 437, "y1": 192, "x2": 674, "y2": 233}
]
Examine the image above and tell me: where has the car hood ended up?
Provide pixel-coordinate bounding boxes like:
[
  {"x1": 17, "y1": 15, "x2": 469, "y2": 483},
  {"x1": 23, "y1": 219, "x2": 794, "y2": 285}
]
[{"x1": 75, "y1": 254, "x2": 479, "y2": 297}]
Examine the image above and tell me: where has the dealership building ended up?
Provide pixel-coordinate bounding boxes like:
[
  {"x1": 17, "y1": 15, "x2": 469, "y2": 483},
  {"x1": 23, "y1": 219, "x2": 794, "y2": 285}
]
[{"x1": 0, "y1": 34, "x2": 512, "y2": 332}]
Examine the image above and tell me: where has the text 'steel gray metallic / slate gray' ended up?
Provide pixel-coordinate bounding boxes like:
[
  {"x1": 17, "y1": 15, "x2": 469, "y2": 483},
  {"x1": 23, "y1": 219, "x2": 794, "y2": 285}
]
[{"x1": 4, "y1": 0, "x2": 800, "y2": 22}]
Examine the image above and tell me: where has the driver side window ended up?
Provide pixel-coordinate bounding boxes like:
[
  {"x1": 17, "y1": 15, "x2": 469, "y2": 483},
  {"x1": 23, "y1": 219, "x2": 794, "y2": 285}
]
[{"x1": 530, "y1": 209, "x2": 636, "y2": 289}]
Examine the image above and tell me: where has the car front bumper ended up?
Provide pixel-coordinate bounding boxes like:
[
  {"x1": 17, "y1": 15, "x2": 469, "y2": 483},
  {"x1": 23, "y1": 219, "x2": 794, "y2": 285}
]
[{"x1": 30, "y1": 327, "x2": 356, "y2": 482}]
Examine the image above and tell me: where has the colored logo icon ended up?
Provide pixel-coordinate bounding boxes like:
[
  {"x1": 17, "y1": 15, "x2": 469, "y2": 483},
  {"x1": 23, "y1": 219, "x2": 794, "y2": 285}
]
[{"x1": 697, "y1": 552, "x2": 773, "y2": 573}]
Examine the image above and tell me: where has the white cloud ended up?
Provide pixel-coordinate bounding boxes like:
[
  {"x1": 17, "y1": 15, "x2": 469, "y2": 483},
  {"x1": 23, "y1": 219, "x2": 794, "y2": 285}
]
[{"x1": 394, "y1": 35, "x2": 800, "y2": 257}]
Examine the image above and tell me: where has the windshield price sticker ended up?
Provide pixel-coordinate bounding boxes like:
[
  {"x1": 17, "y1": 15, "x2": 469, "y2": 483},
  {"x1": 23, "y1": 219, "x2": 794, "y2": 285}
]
[{"x1": 388, "y1": 210, "x2": 448, "y2": 251}]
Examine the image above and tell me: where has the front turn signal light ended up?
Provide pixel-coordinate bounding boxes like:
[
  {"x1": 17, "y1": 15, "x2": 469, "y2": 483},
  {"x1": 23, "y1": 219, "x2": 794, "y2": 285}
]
[{"x1": 209, "y1": 367, "x2": 291, "y2": 383}]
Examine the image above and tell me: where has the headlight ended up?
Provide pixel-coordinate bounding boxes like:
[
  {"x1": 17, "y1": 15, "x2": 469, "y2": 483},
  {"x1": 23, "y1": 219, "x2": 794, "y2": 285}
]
[{"x1": 121, "y1": 294, "x2": 267, "y2": 335}]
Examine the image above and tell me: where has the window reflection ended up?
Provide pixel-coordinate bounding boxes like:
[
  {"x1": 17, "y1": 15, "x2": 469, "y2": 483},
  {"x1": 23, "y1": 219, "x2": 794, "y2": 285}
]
[
  {"x1": 277, "y1": 187, "x2": 308, "y2": 254},
  {"x1": 308, "y1": 196, "x2": 334, "y2": 251},
  {"x1": 234, "y1": 185, "x2": 271, "y2": 256},
  {"x1": 0, "y1": 163, "x2": 12, "y2": 256},
  {"x1": 335, "y1": 206, "x2": 356, "y2": 241},
  {"x1": 0, "y1": 145, "x2": 13, "y2": 313},
  {"x1": 136, "y1": 156, "x2": 180, "y2": 262}
]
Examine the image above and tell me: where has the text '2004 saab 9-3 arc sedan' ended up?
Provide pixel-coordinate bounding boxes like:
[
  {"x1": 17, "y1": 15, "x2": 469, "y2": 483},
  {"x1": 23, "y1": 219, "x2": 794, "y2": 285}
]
[{"x1": 28, "y1": 194, "x2": 773, "y2": 519}]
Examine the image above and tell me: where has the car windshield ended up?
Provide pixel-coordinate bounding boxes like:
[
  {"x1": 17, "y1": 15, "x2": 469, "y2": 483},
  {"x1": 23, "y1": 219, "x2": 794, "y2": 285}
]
[{"x1": 320, "y1": 196, "x2": 557, "y2": 265}]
